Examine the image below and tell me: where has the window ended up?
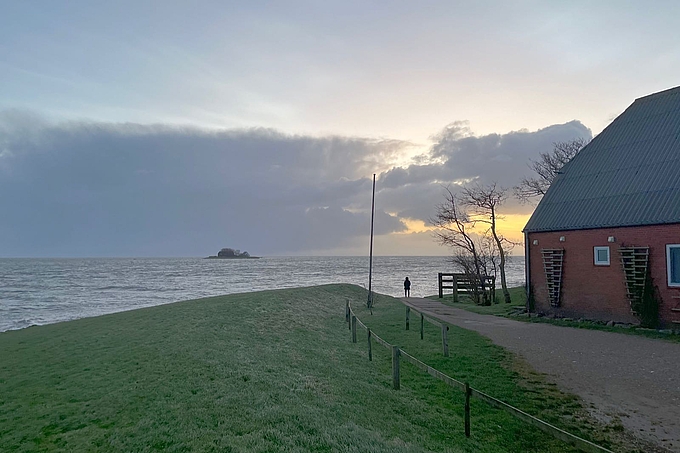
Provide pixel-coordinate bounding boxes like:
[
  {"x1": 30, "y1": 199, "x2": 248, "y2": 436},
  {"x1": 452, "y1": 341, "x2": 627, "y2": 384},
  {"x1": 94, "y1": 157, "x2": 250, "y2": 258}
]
[
  {"x1": 594, "y1": 246, "x2": 610, "y2": 266},
  {"x1": 667, "y1": 244, "x2": 680, "y2": 287}
]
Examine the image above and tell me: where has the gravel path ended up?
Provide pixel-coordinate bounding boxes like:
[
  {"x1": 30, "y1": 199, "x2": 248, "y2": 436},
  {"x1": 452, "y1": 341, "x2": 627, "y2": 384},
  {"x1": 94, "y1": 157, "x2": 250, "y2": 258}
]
[{"x1": 401, "y1": 297, "x2": 680, "y2": 452}]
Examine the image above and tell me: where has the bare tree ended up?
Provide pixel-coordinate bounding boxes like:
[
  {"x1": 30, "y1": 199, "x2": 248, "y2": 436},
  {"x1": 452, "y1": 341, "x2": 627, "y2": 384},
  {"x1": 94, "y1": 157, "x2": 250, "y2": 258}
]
[
  {"x1": 451, "y1": 253, "x2": 492, "y2": 304},
  {"x1": 514, "y1": 138, "x2": 589, "y2": 204},
  {"x1": 459, "y1": 183, "x2": 515, "y2": 303},
  {"x1": 431, "y1": 187, "x2": 477, "y2": 260},
  {"x1": 430, "y1": 186, "x2": 491, "y2": 304},
  {"x1": 480, "y1": 234, "x2": 498, "y2": 303}
]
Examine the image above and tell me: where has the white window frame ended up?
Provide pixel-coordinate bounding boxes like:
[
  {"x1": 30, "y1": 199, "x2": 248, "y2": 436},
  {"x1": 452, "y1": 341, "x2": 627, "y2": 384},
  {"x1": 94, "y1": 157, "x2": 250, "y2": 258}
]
[
  {"x1": 667, "y1": 244, "x2": 680, "y2": 287},
  {"x1": 594, "y1": 246, "x2": 610, "y2": 266}
]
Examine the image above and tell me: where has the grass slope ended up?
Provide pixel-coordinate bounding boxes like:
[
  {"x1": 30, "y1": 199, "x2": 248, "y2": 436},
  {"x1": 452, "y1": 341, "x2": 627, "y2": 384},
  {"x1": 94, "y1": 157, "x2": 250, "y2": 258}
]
[
  {"x1": 429, "y1": 286, "x2": 528, "y2": 316},
  {"x1": 1, "y1": 284, "x2": 628, "y2": 452}
]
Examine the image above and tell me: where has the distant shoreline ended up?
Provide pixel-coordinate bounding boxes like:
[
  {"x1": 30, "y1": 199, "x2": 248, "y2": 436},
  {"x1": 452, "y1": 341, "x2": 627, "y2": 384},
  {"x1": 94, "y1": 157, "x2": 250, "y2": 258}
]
[{"x1": 205, "y1": 255, "x2": 260, "y2": 259}]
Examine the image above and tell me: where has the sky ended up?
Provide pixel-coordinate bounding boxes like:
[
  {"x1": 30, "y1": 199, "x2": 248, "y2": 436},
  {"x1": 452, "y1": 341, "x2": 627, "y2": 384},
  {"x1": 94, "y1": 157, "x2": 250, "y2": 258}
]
[{"x1": 1, "y1": 1, "x2": 679, "y2": 257}]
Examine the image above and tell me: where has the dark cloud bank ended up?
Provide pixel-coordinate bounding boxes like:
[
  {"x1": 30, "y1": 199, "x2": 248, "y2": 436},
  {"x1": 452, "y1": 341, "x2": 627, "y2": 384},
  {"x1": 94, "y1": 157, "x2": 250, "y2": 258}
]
[{"x1": 0, "y1": 111, "x2": 590, "y2": 257}]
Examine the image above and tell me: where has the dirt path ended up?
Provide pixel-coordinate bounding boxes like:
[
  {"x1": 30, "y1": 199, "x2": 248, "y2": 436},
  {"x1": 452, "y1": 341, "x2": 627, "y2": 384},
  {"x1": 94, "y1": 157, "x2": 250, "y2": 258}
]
[{"x1": 401, "y1": 297, "x2": 680, "y2": 452}]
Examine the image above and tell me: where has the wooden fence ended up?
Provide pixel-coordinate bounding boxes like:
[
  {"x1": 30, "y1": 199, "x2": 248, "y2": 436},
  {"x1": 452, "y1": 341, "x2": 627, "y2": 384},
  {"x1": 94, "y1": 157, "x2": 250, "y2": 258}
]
[
  {"x1": 345, "y1": 300, "x2": 613, "y2": 453},
  {"x1": 438, "y1": 272, "x2": 495, "y2": 302}
]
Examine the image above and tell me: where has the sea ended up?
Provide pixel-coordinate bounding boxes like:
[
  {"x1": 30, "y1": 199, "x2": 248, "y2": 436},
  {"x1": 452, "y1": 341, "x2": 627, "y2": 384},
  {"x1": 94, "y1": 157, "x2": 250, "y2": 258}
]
[{"x1": 0, "y1": 256, "x2": 525, "y2": 333}]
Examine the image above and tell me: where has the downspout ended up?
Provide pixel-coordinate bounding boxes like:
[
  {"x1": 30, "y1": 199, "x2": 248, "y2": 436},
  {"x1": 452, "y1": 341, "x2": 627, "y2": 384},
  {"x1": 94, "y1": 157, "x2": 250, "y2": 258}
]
[{"x1": 524, "y1": 230, "x2": 531, "y2": 312}]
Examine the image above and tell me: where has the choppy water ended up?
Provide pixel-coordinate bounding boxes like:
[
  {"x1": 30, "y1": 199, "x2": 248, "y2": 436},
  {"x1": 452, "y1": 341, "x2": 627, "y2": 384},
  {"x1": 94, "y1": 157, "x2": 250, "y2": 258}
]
[{"x1": 0, "y1": 256, "x2": 525, "y2": 332}]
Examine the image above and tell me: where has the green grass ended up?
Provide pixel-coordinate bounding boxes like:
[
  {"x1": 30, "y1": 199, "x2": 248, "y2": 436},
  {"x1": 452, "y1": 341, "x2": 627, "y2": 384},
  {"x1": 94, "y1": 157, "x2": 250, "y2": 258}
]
[
  {"x1": 430, "y1": 286, "x2": 680, "y2": 343},
  {"x1": 428, "y1": 286, "x2": 528, "y2": 316},
  {"x1": 0, "y1": 284, "x2": 635, "y2": 452}
]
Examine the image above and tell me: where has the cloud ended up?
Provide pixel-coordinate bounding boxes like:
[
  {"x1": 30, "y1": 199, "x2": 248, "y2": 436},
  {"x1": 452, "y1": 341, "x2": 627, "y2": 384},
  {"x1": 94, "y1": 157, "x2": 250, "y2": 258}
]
[
  {"x1": 435, "y1": 120, "x2": 592, "y2": 188},
  {"x1": 0, "y1": 111, "x2": 410, "y2": 257},
  {"x1": 0, "y1": 111, "x2": 591, "y2": 257},
  {"x1": 376, "y1": 120, "x2": 592, "y2": 222}
]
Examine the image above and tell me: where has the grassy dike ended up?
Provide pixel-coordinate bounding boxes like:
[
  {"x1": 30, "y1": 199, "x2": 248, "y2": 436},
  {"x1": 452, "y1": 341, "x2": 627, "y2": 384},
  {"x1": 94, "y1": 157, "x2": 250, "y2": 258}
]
[{"x1": 0, "y1": 284, "x2": 625, "y2": 452}]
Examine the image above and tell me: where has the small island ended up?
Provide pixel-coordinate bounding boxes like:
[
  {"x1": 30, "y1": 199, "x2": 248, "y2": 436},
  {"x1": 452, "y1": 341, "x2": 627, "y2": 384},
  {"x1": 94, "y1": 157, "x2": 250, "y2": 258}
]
[{"x1": 206, "y1": 247, "x2": 260, "y2": 259}]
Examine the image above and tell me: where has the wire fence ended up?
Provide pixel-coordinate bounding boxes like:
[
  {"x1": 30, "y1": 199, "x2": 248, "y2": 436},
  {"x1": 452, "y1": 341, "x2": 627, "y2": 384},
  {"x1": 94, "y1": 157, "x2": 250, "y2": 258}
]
[{"x1": 345, "y1": 300, "x2": 614, "y2": 453}]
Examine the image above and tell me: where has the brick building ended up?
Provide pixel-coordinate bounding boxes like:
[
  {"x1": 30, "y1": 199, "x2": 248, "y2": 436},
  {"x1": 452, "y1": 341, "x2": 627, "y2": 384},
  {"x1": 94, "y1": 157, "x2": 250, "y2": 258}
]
[{"x1": 523, "y1": 86, "x2": 680, "y2": 326}]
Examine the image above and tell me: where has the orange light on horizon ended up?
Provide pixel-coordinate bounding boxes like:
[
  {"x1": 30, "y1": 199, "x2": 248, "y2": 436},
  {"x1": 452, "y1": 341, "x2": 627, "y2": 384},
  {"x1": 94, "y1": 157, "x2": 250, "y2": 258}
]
[{"x1": 397, "y1": 214, "x2": 529, "y2": 244}]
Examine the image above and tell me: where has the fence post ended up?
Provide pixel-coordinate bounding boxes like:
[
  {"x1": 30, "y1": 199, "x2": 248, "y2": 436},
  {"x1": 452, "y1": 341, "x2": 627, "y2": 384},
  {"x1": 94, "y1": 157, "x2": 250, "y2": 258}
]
[
  {"x1": 392, "y1": 346, "x2": 400, "y2": 390},
  {"x1": 345, "y1": 299, "x2": 349, "y2": 323},
  {"x1": 438, "y1": 272, "x2": 443, "y2": 298},
  {"x1": 420, "y1": 313, "x2": 424, "y2": 340},
  {"x1": 405, "y1": 307, "x2": 410, "y2": 330},
  {"x1": 367, "y1": 328, "x2": 373, "y2": 361},
  {"x1": 351, "y1": 315, "x2": 357, "y2": 343},
  {"x1": 442, "y1": 324, "x2": 449, "y2": 357},
  {"x1": 453, "y1": 274, "x2": 459, "y2": 303},
  {"x1": 464, "y1": 382, "x2": 471, "y2": 437}
]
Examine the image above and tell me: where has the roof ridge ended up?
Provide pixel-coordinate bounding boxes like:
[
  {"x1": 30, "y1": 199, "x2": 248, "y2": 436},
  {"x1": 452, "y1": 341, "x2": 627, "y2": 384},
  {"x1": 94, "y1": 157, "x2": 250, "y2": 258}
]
[{"x1": 635, "y1": 85, "x2": 680, "y2": 102}]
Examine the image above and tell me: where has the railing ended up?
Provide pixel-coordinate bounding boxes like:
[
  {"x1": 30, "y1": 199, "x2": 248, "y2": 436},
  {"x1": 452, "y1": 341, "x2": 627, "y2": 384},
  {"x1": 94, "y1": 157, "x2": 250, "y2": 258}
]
[
  {"x1": 438, "y1": 272, "x2": 495, "y2": 302},
  {"x1": 345, "y1": 300, "x2": 613, "y2": 453}
]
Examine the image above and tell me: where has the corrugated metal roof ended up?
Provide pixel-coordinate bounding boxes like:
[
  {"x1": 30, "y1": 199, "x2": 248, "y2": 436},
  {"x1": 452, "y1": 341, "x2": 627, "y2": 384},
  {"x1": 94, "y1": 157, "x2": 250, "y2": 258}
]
[{"x1": 524, "y1": 86, "x2": 680, "y2": 233}]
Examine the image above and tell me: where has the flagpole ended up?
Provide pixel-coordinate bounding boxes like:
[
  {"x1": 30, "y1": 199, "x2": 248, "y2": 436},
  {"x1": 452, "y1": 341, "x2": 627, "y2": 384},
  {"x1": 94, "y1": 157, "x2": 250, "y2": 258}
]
[{"x1": 367, "y1": 174, "x2": 376, "y2": 310}]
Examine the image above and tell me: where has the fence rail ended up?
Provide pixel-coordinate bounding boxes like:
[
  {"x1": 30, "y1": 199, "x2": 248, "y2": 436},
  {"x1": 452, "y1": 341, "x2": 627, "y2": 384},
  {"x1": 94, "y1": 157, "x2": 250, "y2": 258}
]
[
  {"x1": 406, "y1": 306, "x2": 449, "y2": 356},
  {"x1": 370, "y1": 330, "x2": 391, "y2": 350},
  {"x1": 400, "y1": 349, "x2": 465, "y2": 391},
  {"x1": 408, "y1": 306, "x2": 443, "y2": 328},
  {"x1": 438, "y1": 272, "x2": 495, "y2": 302},
  {"x1": 345, "y1": 300, "x2": 613, "y2": 453}
]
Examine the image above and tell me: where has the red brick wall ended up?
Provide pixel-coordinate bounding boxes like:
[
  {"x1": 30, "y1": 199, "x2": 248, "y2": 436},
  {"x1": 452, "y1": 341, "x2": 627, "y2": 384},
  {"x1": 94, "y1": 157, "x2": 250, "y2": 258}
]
[{"x1": 527, "y1": 224, "x2": 680, "y2": 326}]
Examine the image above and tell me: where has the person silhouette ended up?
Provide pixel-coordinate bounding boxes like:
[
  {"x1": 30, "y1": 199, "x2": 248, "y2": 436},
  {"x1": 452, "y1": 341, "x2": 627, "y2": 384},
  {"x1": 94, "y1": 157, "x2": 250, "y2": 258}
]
[{"x1": 404, "y1": 277, "x2": 411, "y2": 297}]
